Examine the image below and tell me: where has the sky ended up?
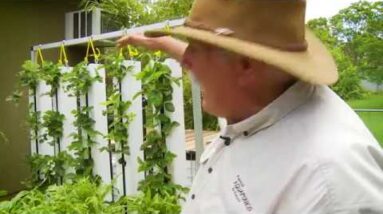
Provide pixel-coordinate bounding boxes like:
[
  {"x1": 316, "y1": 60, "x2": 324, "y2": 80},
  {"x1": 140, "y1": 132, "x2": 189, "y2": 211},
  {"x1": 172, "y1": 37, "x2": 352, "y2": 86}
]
[{"x1": 306, "y1": 0, "x2": 379, "y2": 21}]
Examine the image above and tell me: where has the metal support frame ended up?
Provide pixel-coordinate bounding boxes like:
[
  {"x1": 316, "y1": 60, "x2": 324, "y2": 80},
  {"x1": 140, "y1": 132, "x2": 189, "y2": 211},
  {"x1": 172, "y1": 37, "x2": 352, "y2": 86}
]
[
  {"x1": 30, "y1": 18, "x2": 206, "y2": 169},
  {"x1": 32, "y1": 18, "x2": 185, "y2": 51}
]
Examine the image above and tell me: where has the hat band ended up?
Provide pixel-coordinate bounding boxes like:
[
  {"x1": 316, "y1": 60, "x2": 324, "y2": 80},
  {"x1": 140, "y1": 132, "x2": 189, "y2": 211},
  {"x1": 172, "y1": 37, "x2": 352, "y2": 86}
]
[{"x1": 184, "y1": 19, "x2": 308, "y2": 52}]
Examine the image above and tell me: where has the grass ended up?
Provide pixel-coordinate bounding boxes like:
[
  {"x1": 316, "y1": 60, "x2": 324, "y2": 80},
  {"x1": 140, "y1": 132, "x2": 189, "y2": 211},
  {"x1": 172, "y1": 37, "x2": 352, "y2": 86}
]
[{"x1": 347, "y1": 93, "x2": 383, "y2": 147}]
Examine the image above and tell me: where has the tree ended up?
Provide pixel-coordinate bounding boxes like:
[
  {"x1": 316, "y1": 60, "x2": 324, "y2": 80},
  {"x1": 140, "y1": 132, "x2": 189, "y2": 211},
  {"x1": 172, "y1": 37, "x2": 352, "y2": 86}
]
[
  {"x1": 330, "y1": 1, "x2": 383, "y2": 85},
  {"x1": 307, "y1": 1, "x2": 383, "y2": 99},
  {"x1": 81, "y1": 0, "x2": 193, "y2": 28},
  {"x1": 308, "y1": 17, "x2": 364, "y2": 100},
  {"x1": 151, "y1": 0, "x2": 193, "y2": 21},
  {"x1": 81, "y1": 0, "x2": 150, "y2": 28}
]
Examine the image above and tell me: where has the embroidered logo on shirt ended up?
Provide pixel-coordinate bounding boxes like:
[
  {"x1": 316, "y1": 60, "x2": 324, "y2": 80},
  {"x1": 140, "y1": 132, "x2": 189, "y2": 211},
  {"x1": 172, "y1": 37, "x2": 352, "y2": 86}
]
[{"x1": 232, "y1": 175, "x2": 254, "y2": 212}]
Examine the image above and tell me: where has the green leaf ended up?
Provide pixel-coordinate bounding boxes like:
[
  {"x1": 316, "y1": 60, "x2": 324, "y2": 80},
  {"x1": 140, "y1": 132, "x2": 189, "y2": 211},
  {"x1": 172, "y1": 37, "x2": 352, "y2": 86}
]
[{"x1": 164, "y1": 102, "x2": 175, "y2": 112}]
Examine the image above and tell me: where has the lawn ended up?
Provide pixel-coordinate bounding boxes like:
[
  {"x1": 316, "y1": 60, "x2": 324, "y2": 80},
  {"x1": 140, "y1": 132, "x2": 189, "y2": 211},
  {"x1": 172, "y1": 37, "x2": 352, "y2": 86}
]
[{"x1": 347, "y1": 93, "x2": 383, "y2": 147}]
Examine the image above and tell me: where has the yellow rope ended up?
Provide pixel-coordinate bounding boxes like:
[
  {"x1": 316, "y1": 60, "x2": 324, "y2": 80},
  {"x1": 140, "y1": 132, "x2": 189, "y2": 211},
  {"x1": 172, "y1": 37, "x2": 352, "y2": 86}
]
[
  {"x1": 59, "y1": 43, "x2": 69, "y2": 66},
  {"x1": 119, "y1": 47, "x2": 124, "y2": 58},
  {"x1": 37, "y1": 47, "x2": 45, "y2": 64},
  {"x1": 128, "y1": 45, "x2": 138, "y2": 58},
  {"x1": 85, "y1": 38, "x2": 101, "y2": 63}
]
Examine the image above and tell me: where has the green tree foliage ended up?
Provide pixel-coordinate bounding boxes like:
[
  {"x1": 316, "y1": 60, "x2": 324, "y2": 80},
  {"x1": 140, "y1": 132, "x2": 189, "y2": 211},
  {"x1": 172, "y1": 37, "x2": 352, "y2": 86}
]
[
  {"x1": 331, "y1": 1, "x2": 383, "y2": 85},
  {"x1": 308, "y1": 1, "x2": 382, "y2": 99},
  {"x1": 81, "y1": 0, "x2": 148, "y2": 28},
  {"x1": 151, "y1": 0, "x2": 193, "y2": 21},
  {"x1": 81, "y1": 0, "x2": 193, "y2": 28},
  {"x1": 308, "y1": 18, "x2": 364, "y2": 100}
]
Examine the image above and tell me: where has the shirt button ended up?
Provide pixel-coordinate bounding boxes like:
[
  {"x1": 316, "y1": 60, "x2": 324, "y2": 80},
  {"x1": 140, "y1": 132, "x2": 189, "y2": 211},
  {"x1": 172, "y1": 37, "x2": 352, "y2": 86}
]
[
  {"x1": 220, "y1": 136, "x2": 231, "y2": 146},
  {"x1": 208, "y1": 167, "x2": 213, "y2": 173},
  {"x1": 191, "y1": 194, "x2": 195, "y2": 200}
]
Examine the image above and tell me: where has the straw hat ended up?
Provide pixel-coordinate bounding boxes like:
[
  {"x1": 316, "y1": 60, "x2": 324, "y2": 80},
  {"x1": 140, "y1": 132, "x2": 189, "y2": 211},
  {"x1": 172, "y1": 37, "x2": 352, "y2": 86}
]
[{"x1": 146, "y1": 0, "x2": 338, "y2": 85}]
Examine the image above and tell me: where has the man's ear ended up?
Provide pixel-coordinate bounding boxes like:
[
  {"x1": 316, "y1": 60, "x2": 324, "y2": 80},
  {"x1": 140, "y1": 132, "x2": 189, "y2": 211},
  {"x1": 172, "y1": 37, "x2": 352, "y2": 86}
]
[{"x1": 237, "y1": 58, "x2": 263, "y2": 88}]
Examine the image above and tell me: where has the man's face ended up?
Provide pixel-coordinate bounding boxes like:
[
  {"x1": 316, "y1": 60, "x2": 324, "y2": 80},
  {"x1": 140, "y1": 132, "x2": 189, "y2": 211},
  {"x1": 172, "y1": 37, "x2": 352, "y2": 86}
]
[{"x1": 181, "y1": 41, "x2": 242, "y2": 118}]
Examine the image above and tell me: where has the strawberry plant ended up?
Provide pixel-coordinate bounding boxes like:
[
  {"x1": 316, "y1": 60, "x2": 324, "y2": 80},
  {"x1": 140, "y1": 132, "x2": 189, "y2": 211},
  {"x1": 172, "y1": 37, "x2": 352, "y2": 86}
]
[
  {"x1": 102, "y1": 52, "x2": 135, "y2": 162},
  {"x1": 102, "y1": 92, "x2": 134, "y2": 156},
  {"x1": 40, "y1": 61, "x2": 62, "y2": 96},
  {"x1": 7, "y1": 60, "x2": 40, "y2": 104},
  {"x1": 62, "y1": 61, "x2": 102, "y2": 178},
  {"x1": 7, "y1": 60, "x2": 42, "y2": 149},
  {"x1": 26, "y1": 104, "x2": 41, "y2": 143},
  {"x1": 27, "y1": 152, "x2": 75, "y2": 188},
  {"x1": 62, "y1": 61, "x2": 101, "y2": 97},
  {"x1": 134, "y1": 53, "x2": 187, "y2": 209},
  {"x1": 68, "y1": 106, "x2": 99, "y2": 177},
  {"x1": 41, "y1": 111, "x2": 65, "y2": 146}
]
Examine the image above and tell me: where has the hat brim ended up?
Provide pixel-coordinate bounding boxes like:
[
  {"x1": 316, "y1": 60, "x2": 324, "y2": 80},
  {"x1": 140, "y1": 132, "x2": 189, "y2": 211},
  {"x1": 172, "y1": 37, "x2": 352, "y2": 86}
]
[{"x1": 145, "y1": 26, "x2": 338, "y2": 85}]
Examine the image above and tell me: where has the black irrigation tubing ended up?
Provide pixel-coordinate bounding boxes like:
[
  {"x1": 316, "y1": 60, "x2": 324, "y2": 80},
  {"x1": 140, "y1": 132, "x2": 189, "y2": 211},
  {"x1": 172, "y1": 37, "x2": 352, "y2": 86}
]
[
  {"x1": 118, "y1": 82, "x2": 128, "y2": 214},
  {"x1": 54, "y1": 88, "x2": 63, "y2": 185},
  {"x1": 55, "y1": 89, "x2": 61, "y2": 154},
  {"x1": 33, "y1": 87, "x2": 39, "y2": 155},
  {"x1": 107, "y1": 138, "x2": 114, "y2": 202},
  {"x1": 76, "y1": 95, "x2": 82, "y2": 151},
  {"x1": 142, "y1": 96, "x2": 147, "y2": 178},
  {"x1": 85, "y1": 93, "x2": 93, "y2": 161},
  {"x1": 118, "y1": 81, "x2": 127, "y2": 197},
  {"x1": 160, "y1": 106, "x2": 169, "y2": 176},
  {"x1": 107, "y1": 83, "x2": 115, "y2": 201},
  {"x1": 33, "y1": 87, "x2": 41, "y2": 180},
  {"x1": 50, "y1": 94, "x2": 57, "y2": 156}
]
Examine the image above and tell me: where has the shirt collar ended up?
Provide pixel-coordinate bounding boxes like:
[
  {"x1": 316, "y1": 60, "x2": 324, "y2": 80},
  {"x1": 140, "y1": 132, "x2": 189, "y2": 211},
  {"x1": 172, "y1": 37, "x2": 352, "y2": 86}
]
[{"x1": 221, "y1": 81, "x2": 316, "y2": 139}]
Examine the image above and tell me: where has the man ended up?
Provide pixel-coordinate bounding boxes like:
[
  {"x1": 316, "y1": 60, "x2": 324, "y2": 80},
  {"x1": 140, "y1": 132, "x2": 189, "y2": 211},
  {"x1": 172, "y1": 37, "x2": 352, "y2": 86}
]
[{"x1": 118, "y1": 0, "x2": 383, "y2": 213}]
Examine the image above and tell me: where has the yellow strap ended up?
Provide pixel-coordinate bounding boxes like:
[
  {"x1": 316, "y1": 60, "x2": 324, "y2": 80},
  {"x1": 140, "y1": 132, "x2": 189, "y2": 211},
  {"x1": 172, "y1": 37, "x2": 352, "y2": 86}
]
[
  {"x1": 128, "y1": 45, "x2": 139, "y2": 58},
  {"x1": 164, "y1": 23, "x2": 171, "y2": 33},
  {"x1": 59, "y1": 43, "x2": 69, "y2": 66},
  {"x1": 37, "y1": 48, "x2": 44, "y2": 64},
  {"x1": 85, "y1": 38, "x2": 101, "y2": 63},
  {"x1": 119, "y1": 47, "x2": 123, "y2": 58}
]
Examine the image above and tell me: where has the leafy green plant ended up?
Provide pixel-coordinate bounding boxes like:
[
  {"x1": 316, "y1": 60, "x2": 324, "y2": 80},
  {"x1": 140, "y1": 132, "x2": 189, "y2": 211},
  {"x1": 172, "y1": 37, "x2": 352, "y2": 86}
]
[
  {"x1": 102, "y1": 52, "x2": 135, "y2": 159},
  {"x1": 7, "y1": 60, "x2": 40, "y2": 104},
  {"x1": 103, "y1": 51, "x2": 134, "y2": 82},
  {"x1": 27, "y1": 152, "x2": 75, "y2": 188},
  {"x1": 135, "y1": 53, "x2": 188, "y2": 210},
  {"x1": 62, "y1": 61, "x2": 101, "y2": 97},
  {"x1": 40, "y1": 61, "x2": 62, "y2": 96},
  {"x1": 62, "y1": 61, "x2": 102, "y2": 178},
  {"x1": 102, "y1": 91, "x2": 134, "y2": 156},
  {"x1": 27, "y1": 104, "x2": 41, "y2": 143},
  {"x1": 123, "y1": 190, "x2": 182, "y2": 214},
  {"x1": 41, "y1": 111, "x2": 65, "y2": 146},
  {"x1": 68, "y1": 106, "x2": 99, "y2": 177},
  {"x1": 0, "y1": 178, "x2": 123, "y2": 214},
  {"x1": 28, "y1": 109, "x2": 73, "y2": 187}
]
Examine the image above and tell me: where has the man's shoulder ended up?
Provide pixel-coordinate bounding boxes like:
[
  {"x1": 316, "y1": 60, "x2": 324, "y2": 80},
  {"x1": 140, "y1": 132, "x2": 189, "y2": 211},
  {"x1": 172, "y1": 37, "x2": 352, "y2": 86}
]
[{"x1": 279, "y1": 85, "x2": 377, "y2": 144}]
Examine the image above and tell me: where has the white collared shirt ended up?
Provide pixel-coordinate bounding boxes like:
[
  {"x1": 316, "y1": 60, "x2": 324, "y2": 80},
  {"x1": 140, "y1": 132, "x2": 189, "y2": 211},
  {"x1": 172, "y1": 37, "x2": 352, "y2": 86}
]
[{"x1": 181, "y1": 81, "x2": 383, "y2": 214}]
